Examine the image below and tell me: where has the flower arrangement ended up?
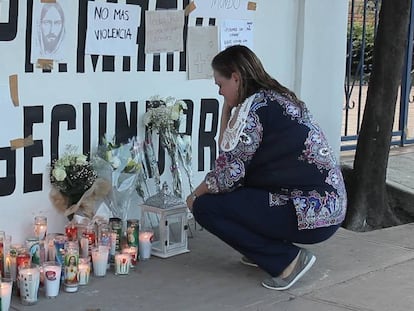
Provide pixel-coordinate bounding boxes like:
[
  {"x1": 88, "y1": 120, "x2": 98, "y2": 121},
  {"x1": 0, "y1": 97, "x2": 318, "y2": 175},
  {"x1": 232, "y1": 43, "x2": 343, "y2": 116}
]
[
  {"x1": 49, "y1": 145, "x2": 110, "y2": 220},
  {"x1": 50, "y1": 146, "x2": 97, "y2": 199},
  {"x1": 94, "y1": 135, "x2": 149, "y2": 228},
  {"x1": 143, "y1": 96, "x2": 192, "y2": 198},
  {"x1": 143, "y1": 96, "x2": 187, "y2": 134}
]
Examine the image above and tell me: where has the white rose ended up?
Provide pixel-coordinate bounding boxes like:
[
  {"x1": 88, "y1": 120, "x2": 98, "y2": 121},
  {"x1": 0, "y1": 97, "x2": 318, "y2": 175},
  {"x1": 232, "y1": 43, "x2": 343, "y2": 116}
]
[
  {"x1": 176, "y1": 100, "x2": 187, "y2": 110},
  {"x1": 52, "y1": 167, "x2": 67, "y2": 181},
  {"x1": 170, "y1": 109, "x2": 179, "y2": 121},
  {"x1": 76, "y1": 154, "x2": 88, "y2": 165}
]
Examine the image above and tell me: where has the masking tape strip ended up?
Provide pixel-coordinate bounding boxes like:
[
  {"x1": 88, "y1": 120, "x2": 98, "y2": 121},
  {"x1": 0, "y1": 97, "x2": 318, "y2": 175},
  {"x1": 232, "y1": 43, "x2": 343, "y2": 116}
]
[
  {"x1": 37, "y1": 59, "x2": 54, "y2": 70},
  {"x1": 10, "y1": 135, "x2": 34, "y2": 150},
  {"x1": 184, "y1": 2, "x2": 196, "y2": 16},
  {"x1": 9, "y1": 74, "x2": 19, "y2": 107},
  {"x1": 40, "y1": 0, "x2": 57, "y2": 3},
  {"x1": 247, "y1": 2, "x2": 257, "y2": 11}
]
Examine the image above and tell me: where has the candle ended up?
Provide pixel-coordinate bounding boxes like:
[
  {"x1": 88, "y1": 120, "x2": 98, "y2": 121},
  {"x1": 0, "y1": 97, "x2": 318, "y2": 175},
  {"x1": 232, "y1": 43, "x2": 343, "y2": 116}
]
[
  {"x1": 80, "y1": 237, "x2": 89, "y2": 258},
  {"x1": 65, "y1": 223, "x2": 78, "y2": 242},
  {"x1": 63, "y1": 241, "x2": 79, "y2": 293},
  {"x1": 139, "y1": 231, "x2": 154, "y2": 261},
  {"x1": 0, "y1": 279, "x2": 12, "y2": 311},
  {"x1": 122, "y1": 246, "x2": 137, "y2": 268},
  {"x1": 77, "y1": 258, "x2": 90, "y2": 285},
  {"x1": 34, "y1": 216, "x2": 47, "y2": 240},
  {"x1": 91, "y1": 246, "x2": 109, "y2": 277},
  {"x1": 18, "y1": 264, "x2": 40, "y2": 305},
  {"x1": 114, "y1": 253, "x2": 130, "y2": 275},
  {"x1": 42, "y1": 261, "x2": 61, "y2": 298}
]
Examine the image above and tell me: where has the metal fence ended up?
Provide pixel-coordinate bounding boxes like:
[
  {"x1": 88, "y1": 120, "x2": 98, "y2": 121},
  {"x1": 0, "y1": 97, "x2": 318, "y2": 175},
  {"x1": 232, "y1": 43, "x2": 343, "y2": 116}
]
[{"x1": 342, "y1": 0, "x2": 414, "y2": 150}]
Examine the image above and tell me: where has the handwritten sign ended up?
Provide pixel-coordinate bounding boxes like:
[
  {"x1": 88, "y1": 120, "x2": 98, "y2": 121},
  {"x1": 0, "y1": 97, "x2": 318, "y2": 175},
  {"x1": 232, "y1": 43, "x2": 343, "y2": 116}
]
[
  {"x1": 193, "y1": 0, "x2": 255, "y2": 19},
  {"x1": 145, "y1": 10, "x2": 185, "y2": 54},
  {"x1": 85, "y1": 2, "x2": 140, "y2": 56},
  {"x1": 187, "y1": 26, "x2": 218, "y2": 80},
  {"x1": 220, "y1": 19, "x2": 253, "y2": 51}
]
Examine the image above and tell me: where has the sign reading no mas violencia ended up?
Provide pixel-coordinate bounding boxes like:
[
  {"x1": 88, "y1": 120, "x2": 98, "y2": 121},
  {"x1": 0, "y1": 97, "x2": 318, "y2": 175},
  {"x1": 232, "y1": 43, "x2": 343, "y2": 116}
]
[{"x1": 85, "y1": 2, "x2": 141, "y2": 57}]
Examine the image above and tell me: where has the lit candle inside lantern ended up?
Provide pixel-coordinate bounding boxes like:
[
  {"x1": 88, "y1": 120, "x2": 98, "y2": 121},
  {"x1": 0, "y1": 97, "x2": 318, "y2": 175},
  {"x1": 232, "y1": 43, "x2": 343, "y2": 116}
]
[
  {"x1": 114, "y1": 253, "x2": 130, "y2": 275},
  {"x1": 0, "y1": 280, "x2": 12, "y2": 311},
  {"x1": 34, "y1": 216, "x2": 47, "y2": 240},
  {"x1": 139, "y1": 231, "x2": 153, "y2": 261}
]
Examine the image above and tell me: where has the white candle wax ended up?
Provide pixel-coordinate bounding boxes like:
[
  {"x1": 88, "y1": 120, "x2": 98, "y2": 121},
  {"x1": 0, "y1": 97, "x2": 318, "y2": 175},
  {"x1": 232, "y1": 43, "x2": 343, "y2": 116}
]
[
  {"x1": 0, "y1": 282, "x2": 12, "y2": 311},
  {"x1": 139, "y1": 232, "x2": 153, "y2": 260},
  {"x1": 91, "y1": 248, "x2": 108, "y2": 277},
  {"x1": 19, "y1": 267, "x2": 40, "y2": 305},
  {"x1": 34, "y1": 224, "x2": 47, "y2": 240},
  {"x1": 43, "y1": 264, "x2": 61, "y2": 298}
]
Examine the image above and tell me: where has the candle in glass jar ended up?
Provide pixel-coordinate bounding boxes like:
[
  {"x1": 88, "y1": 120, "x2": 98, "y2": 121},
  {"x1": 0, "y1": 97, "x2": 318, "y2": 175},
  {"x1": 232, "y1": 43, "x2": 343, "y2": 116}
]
[
  {"x1": 114, "y1": 253, "x2": 130, "y2": 275},
  {"x1": 122, "y1": 246, "x2": 137, "y2": 268},
  {"x1": 34, "y1": 216, "x2": 47, "y2": 240},
  {"x1": 65, "y1": 223, "x2": 78, "y2": 242},
  {"x1": 77, "y1": 258, "x2": 90, "y2": 285},
  {"x1": 139, "y1": 231, "x2": 153, "y2": 260},
  {"x1": 0, "y1": 279, "x2": 12, "y2": 311},
  {"x1": 91, "y1": 246, "x2": 108, "y2": 277}
]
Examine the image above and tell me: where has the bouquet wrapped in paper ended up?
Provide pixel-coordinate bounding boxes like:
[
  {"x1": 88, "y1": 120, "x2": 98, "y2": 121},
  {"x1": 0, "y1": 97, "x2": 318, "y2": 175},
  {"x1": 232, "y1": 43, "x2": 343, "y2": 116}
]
[
  {"x1": 93, "y1": 135, "x2": 149, "y2": 230},
  {"x1": 49, "y1": 145, "x2": 111, "y2": 220}
]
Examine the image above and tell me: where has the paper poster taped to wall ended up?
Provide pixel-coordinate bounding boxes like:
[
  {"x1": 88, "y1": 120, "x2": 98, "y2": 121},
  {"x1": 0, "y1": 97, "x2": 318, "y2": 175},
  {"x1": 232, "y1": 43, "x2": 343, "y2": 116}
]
[
  {"x1": 145, "y1": 10, "x2": 184, "y2": 54},
  {"x1": 193, "y1": 0, "x2": 256, "y2": 20},
  {"x1": 187, "y1": 26, "x2": 218, "y2": 80},
  {"x1": 85, "y1": 2, "x2": 140, "y2": 56},
  {"x1": 220, "y1": 20, "x2": 253, "y2": 51},
  {"x1": 31, "y1": 0, "x2": 70, "y2": 63}
]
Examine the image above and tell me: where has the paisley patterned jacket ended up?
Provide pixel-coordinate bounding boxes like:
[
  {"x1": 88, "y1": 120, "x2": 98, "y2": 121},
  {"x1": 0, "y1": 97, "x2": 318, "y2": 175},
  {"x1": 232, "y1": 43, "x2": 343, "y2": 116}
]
[{"x1": 205, "y1": 89, "x2": 347, "y2": 230}]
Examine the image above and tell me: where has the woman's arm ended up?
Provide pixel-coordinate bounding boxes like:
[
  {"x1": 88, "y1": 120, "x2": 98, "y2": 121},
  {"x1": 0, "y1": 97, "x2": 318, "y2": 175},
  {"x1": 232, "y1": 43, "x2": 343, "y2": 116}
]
[{"x1": 186, "y1": 181, "x2": 209, "y2": 210}]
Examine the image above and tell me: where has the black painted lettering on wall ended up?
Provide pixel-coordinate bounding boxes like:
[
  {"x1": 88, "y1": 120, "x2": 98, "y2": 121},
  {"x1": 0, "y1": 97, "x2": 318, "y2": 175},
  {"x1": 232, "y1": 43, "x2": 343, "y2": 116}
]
[
  {"x1": 83, "y1": 103, "x2": 92, "y2": 156},
  {"x1": 182, "y1": 99, "x2": 193, "y2": 135},
  {"x1": 24, "y1": 106, "x2": 44, "y2": 193},
  {"x1": 115, "y1": 101, "x2": 138, "y2": 144},
  {"x1": 0, "y1": 1, "x2": 18, "y2": 41},
  {"x1": 98, "y1": 102, "x2": 108, "y2": 144},
  {"x1": 24, "y1": 0, "x2": 34, "y2": 73},
  {"x1": 198, "y1": 98, "x2": 219, "y2": 171},
  {"x1": 0, "y1": 148, "x2": 16, "y2": 197},
  {"x1": 50, "y1": 104, "x2": 76, "y2": 162}
]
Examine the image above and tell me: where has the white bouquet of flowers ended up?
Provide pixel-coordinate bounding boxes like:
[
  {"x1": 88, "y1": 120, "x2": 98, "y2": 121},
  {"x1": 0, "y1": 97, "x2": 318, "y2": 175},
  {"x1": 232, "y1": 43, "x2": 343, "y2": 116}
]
[{"x1": 143, "y1": 95, "x2": 192, "y2": 198}]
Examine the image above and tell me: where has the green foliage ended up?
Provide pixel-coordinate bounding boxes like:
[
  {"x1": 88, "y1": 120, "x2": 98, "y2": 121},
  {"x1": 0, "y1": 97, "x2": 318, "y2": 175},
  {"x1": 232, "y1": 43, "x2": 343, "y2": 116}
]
[{"x1": 348, "y1": 23, "x2": 376, "y2": 80}]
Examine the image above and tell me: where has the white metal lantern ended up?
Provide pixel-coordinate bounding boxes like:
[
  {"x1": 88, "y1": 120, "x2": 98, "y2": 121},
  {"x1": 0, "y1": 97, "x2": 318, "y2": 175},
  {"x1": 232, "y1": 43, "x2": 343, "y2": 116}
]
[{"x1": 140, "y1": 183, "x2": 190, "y2": 258}]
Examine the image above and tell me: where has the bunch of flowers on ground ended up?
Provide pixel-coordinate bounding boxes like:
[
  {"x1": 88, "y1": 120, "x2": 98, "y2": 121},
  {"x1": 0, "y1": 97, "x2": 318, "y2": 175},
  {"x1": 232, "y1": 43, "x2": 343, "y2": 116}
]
[
  {"x1": 94, "y1": 135, "x2": 149, "y2": 227},
  {"x1": 49, "y1": 145, "x2": 110, "y2": 220},
  {"x1": 143, "y1": 95, "x2": 192, "y2": 198}
]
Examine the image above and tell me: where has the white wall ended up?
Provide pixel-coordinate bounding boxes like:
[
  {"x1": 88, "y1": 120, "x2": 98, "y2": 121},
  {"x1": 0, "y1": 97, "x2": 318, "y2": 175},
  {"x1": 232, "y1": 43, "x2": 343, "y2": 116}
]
[{"x1": 0, "y1": 0, "x2": 348, "y2": 243}]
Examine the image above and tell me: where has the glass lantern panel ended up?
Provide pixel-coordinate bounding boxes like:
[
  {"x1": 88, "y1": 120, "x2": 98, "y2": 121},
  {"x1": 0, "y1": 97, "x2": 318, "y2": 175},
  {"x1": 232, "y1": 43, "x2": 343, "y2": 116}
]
[{"x1": 167, "y1": 214, "x2": 185, "y2": 250}]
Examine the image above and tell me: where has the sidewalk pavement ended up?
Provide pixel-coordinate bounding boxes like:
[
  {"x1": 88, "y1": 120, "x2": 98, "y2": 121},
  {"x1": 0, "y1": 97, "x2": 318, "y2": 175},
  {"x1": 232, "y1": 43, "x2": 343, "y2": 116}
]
[{"x1": 9, "y1": 146, "x2": 414, "y2": 311}]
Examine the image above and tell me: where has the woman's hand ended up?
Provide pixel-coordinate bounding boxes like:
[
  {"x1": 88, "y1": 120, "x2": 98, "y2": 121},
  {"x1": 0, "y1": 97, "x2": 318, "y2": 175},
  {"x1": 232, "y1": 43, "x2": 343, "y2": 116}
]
[{"x1": 186, "y1": 193, "x2": 197, "y2": 211}]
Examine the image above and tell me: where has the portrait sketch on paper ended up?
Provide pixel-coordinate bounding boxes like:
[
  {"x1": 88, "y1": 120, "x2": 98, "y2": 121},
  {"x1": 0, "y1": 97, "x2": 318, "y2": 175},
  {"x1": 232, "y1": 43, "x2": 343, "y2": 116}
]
[{"x1": 31, "y1": 1, "x2": 68, "y2": 63}]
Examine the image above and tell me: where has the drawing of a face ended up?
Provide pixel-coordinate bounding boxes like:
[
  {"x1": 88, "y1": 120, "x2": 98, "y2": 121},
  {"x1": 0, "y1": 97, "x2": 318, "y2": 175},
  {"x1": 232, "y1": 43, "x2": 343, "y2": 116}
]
[{"x1": 40, "y1": 3, "x2": 64, "y2": 53}]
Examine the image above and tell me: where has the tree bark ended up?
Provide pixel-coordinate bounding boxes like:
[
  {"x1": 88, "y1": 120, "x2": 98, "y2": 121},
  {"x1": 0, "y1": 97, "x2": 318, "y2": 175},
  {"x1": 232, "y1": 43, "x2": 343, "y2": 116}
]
[{"x1": 343, "y1": 0, "x2": 411, "y2": 231}]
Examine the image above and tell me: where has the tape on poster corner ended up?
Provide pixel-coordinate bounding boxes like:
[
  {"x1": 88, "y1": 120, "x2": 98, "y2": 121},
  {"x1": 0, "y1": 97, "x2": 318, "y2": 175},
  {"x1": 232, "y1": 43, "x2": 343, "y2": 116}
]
[
  {"x1": 10, "y1": 135, "x2": 35, "y2": 150},
  {"x1": 247, "y1": 2, "x2": 257, "y2": 11},
  {"x1": 9, "y1": 74, "x2": 19, "y2": 107},
  {"x1": 36, "y1": 59, "x2": 54, "y2": 70},
  {"x1": 184, "y1": 1, "x2": 196, "y2": 16},
  {"x1": 40, "y1": 0, "x2": 57, "y2": 3}
]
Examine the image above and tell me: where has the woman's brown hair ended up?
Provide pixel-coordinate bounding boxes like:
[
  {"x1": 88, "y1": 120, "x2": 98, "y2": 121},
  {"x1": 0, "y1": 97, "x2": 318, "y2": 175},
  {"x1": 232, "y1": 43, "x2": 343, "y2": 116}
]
[{"x1": 211, "y1": 45, "x2": 299, "y2": 104}]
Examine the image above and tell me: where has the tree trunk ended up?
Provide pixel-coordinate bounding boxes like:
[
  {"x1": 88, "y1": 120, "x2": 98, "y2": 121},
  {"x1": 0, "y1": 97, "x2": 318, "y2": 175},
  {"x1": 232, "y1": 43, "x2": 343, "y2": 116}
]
[{"x1": 343, "y1": 0, "x2": 411, "y2": 231}]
